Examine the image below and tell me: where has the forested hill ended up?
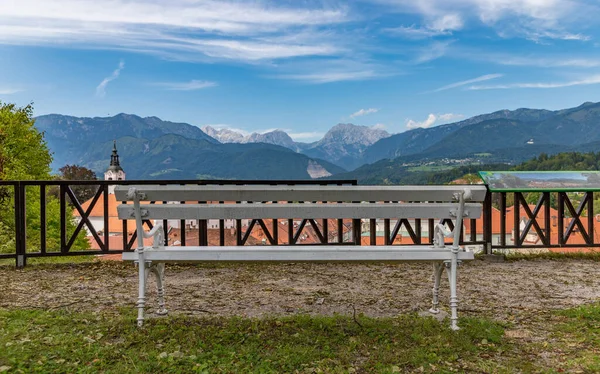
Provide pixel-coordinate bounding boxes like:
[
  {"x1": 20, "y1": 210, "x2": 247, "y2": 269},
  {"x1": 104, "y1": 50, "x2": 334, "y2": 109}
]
[
  {"x1": 513, "y1": 152, "x2": 600, "y2": 171},
  {"x1": 333, "y1": 151, "x2": 600, "y2": 185}
]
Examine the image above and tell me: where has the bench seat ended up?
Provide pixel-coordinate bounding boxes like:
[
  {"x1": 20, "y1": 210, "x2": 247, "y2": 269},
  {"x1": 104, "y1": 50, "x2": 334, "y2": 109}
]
[{"x1": 123, "y1": 246, "x2": 475, "y2": 262}]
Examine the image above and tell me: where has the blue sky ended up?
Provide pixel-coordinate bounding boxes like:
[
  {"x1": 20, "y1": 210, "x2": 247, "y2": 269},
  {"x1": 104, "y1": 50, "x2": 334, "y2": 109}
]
[{"x1": 1, "y1": 0, "x2": 600, "y2": 141}]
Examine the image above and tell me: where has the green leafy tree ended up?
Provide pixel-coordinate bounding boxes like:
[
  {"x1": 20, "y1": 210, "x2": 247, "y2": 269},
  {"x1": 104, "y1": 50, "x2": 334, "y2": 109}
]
[
  {"x1": 0, "y1": 103, "x2": 52, "y2": 180},
  {"x1": 55, "y1": 164, "x2": 99, "y2": 203},
  {"x1": 0, "y1": 102, "x2": 89, "y2": 253}
]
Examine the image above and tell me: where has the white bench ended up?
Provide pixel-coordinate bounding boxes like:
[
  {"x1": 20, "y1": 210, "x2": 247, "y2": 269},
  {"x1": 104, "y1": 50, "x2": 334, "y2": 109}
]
[{"x1": 116, "y1": 184, "x2": 487, "y2": 330}]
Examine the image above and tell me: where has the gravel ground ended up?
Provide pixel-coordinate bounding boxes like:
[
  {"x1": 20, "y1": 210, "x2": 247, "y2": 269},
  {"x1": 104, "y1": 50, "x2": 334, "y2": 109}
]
[{"x1": 1, "y1": 259, "x2": 599, "y2": 324}]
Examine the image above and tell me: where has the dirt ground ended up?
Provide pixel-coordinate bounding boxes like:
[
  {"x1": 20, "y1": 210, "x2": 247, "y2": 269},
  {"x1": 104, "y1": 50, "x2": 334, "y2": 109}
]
[{"x1": 1, "y1": 259, "x2": 599, "y2": 324}]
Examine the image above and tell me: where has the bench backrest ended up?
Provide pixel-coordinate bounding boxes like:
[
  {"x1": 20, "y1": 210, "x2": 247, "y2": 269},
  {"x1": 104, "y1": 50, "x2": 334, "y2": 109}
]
[
  {"x1": 115, "y1": 185, "x2": 486, "y2": 219},
  {"x1": 116, "y1": 185, "x2": 487, "y2": 249},
  {"x1": 115, "y1": 185, "x2": 487, "y2": 204}
]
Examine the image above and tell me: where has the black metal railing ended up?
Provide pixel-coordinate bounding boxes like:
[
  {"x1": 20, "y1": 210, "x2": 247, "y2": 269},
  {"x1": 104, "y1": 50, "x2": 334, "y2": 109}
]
[
  {"x1": 3, "y1": 180, "x2": 597, "y2": 268},
  {"x1": 1, "y1": 180, "x2": 361, "y2": 267},
  {"x1": 483, "y1": 191, "x2": 600, "y2": 253}
]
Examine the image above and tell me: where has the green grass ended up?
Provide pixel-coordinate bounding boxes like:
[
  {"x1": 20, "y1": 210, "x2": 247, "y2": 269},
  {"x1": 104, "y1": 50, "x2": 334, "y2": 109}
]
[
  {"x1": 2, "y1": 298, "x2": 600, "y2": 372},
  {"x1": 552, "y1": 303, "x2": 600, "y2": 372},
  {"x1": 0, "y1": 309, "x2": 515, "y2": 373}
]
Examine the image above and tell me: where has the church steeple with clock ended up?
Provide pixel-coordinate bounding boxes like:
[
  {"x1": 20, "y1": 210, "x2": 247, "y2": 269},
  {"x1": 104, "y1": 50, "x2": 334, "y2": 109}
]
[{"x1": 104, "y1": 141, "x2": 125, "y2": 193}]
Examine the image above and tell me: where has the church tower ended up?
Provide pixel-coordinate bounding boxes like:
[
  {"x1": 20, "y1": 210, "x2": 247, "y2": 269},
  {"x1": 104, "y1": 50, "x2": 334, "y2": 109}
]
[{"x1": 104, "y1": 141, "x2": 125, "y2": 193}]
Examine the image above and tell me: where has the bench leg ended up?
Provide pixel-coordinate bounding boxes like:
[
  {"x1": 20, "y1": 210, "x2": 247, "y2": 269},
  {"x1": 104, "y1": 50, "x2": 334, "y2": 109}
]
[
  {"x1": 150, "y1": 263, "x2": 168, "y2": 315},
  {"x1": 444, "y1": 259, "x2": 460, "y2": 331},
  {"x1": 137, "y1": 260, "x2": 148, "y2": 327},
  {"x1": 429, "y1": 262, "x2": 444, "y2": 314}
]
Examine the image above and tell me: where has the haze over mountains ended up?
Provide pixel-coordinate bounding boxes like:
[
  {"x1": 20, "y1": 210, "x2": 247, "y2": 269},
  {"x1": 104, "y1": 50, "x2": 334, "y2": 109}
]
[{"x1": 35, "y1": 101, "x2": 600, "y2": 182}]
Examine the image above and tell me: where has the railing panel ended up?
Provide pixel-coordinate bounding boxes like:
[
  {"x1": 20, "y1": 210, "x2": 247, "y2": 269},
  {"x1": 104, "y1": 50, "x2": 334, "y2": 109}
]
[
  {"x1": 488, "y1": 191, "x2": 600, "y2": 251},
  {"x1": 16, "y1": 179, "x2": 600, "y2": 266}
]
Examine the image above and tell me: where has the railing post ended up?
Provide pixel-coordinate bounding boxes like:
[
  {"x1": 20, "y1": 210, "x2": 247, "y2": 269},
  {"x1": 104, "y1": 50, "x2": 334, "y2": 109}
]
[
  {"x1": 60, "y1": 184, "x2": 67, "y2": 252},
  {"x1": 588, "y1": 192, "x2": 594, "y2": 245},
  {"x1": 15, "y1": 182, "x2": 26, "y2": 268},
  {"x1": 558, "y1": 192, "x2": 565, "y2": 246},
  {"x1": 483, "y1": 189, "x2": 493, "y2": 254}
]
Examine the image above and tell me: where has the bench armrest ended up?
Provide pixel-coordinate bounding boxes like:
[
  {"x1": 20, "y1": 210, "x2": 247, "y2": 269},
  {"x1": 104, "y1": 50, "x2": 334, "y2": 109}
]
[{"x1": 143, "y1": 224, "x2": 164, "y2": 249}]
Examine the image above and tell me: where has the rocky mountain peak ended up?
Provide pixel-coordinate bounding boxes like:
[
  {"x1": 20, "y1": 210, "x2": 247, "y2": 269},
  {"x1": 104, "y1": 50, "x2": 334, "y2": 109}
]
[
  {"x1": 201, "y1": 126, "x2": 246, "y2": 143},
  {"x1": 321, "y1": 123, "x2": 390, "y2": 146}
]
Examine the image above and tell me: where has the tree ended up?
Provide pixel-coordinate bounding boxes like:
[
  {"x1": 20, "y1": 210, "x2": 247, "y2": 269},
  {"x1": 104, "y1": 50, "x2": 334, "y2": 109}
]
[
  {"x1": 0, "y1": 102, "x2": 89, "y2": 253},
  {"x1": 57, "y1": 164, "x2": 98, "y2": 203},
  {"x1": 0, "y1": 102, "x2": 52, "y2": 180},
  {"x1": 58, "y1": 164, "x2": 97, "y2": 181}
]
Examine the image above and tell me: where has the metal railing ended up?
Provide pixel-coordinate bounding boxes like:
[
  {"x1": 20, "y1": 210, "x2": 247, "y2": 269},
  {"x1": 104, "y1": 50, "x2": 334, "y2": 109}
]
[
  {"x1": 483, "y1": 191, "x2": 600, "y2": 253},
  {"x1": 1, "y1": 180, "x2": 359, "y2": 267},
  {"x1": 3, "y1": 180, "x2": 596, "y2": 267}
]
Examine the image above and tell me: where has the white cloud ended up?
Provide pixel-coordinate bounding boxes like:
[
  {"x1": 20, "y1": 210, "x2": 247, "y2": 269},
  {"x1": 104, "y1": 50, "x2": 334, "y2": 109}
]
[
  {"x1": 406, "y1": 113, "x2": 464, "y2": 129},
  {"x1": 527, "y1": 31, "x2": 590, "y2": 42},
  {"x1": 384, "y1": 25, "x2": 450, "y2": 39},
  {"x1": 277, "y1": 70, "x2": 380, "y2": 84},
  {"x1": 0, "y1": 88, "x2": 22, "y2": 95},
  {"x1": 372, "y1": 0, "x2": 592, "y2": 43},
  {"x1": 350, "y1": 108, "x2": 379, "y2": 118},
  {"x1": 406, "y1": 114, "x2": 437, "y2": 129},
  {"x1": 371, "y1": 123, "x2": 387, "y2": 130},
  {"x1": 490, "y1": 56, "x2": 600, "y2": 68},
  {"x1": 414, "y1": 40, "x2": 453, "y2": 63},
  {"x1": 274, "y1": 60, "x2": 383, "y2": 84},
  {"x1": 0, "y1": 1, "x2": 349, "y2": 62},
  {"x1": 384, "y1": 13, "x2": 461, "y2": 39},
  {"x1": 430, "y1": 13, "x2": 464, "y2": 32},
  {"x1": 430, "y1": 73, "x2": 503, "y2": 92},
  {"x1": 95, "y1": 60, "x2": 124, "y2": 97},
  {"x1": 469, "y1": 75, "x2": 600, "y2": 90},
  {"x1": 1, "y1": 0, "x2": 347, "y2": 34},
  {"x1": 152, "y1": 80, "x2": 217, "y2": 91}
]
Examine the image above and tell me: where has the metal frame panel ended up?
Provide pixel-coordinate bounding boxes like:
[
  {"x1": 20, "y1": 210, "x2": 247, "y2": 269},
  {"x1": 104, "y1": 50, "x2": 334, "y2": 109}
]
[
  {"x1": 115, "y1": 185, "x2": 488, "y2": 203},
  {"x1": 118, "y1": 202, "x2": 482, "y2": 220}
]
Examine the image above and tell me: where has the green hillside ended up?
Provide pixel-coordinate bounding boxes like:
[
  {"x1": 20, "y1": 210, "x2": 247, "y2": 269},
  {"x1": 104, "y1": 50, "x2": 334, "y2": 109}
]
[
  {"x1": 334, "y1": 151, "x2": 600, "y2": 185},
  {"x1": 82, "y1": 135, "x2": 346, "y2": 180}
]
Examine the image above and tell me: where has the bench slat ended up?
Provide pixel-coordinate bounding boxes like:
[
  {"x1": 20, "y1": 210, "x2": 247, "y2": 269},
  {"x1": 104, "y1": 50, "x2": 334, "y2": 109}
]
[
  {"x1": 118, "y1": 202, "x2": 482, "y2": 220},
  {"x1": 122, "y1": 246, "x2": 475, "y2": 262},
  {"x1": 115, "y1": 185, "x2": 488, "y2": 203}
]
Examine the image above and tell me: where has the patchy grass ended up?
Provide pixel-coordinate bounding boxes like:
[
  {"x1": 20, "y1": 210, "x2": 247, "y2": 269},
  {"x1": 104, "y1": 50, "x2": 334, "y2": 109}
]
[
  {"x1": 1, "y1": 259, "x2": 600, "y2": 372},
  {"x1": 0, "y1": 308, "x2": 519, "y2": 373},
  {"x1": 3, "y1": 304, "x2": 600, "y2": 373},
  {"x1": 551, "y1": 303, "x2": 600, "y2": 372}
]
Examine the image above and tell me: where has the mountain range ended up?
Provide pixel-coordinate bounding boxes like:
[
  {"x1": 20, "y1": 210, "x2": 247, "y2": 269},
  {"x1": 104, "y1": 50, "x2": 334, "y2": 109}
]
[
  {"x1": 203, "y1": 123, "x2": 390, "y2": 169},
  {"x1": 34, "y1": 101, "x2": 600, "y2": 182},
  {"x1": 336, "y1": 101, "x2": 600, "y2": 183},
  {"x1": 203, "y1": 126, "x2": 303, "y2": 151},
  {"x1": 34, "y1": 114, "x2": 345, "y2": 180}
]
